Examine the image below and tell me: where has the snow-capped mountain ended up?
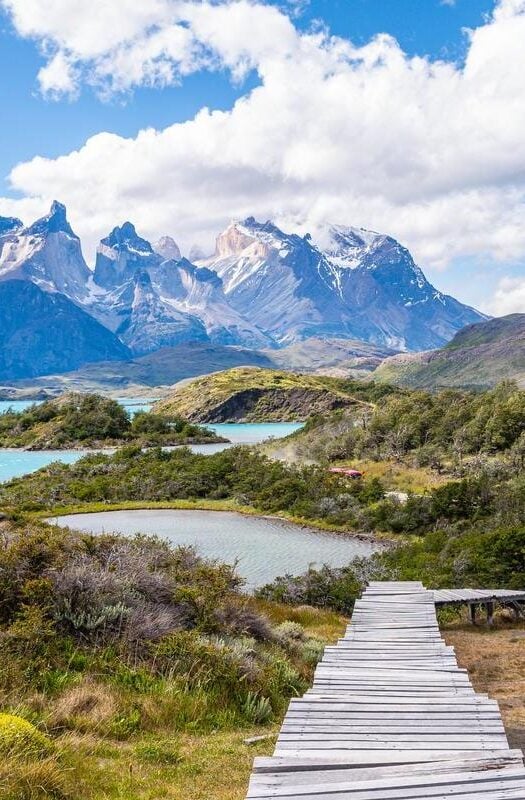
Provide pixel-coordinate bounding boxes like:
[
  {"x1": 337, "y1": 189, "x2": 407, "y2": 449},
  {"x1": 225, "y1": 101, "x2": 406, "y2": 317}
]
[
  {"x1": 0, "y1": 201, "x2": 91, "y2": 303},
  {"x1": 0, "y1": 202, "x2": 486, "y2": 375},
  {"x1": 199, "y1": 218, "x2": 484, "y2": 351},
  {"x1": 88, "y1": 220, "x2": 271, "y2": 352}
]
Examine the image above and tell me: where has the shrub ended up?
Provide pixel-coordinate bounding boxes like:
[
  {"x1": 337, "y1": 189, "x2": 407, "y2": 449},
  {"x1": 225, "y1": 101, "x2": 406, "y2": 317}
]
[{"x1": 0, "y1": 713, "x2": 51, "y2": 758}]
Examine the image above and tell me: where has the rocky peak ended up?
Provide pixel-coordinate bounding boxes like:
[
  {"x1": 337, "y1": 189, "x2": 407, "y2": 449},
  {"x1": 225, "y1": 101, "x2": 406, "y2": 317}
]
[
  {"x1": 214, "y1": 221, "x2": 257, "y2": 257},
  {"x1": 24, "y1": 200, "x2": 75, "y2": 238},
  {"x1": 213, "y1": 218, "x2": 298, "y2": 262},
  {"x1": 102, "y1": 222, "x2": 153, "y2": 254},
  {"x1": 0, "y1": 215, "x2": 23, "y2": 236},
  {"x1": 153, "y1": 235, "x2": 181, "y2": 261}
]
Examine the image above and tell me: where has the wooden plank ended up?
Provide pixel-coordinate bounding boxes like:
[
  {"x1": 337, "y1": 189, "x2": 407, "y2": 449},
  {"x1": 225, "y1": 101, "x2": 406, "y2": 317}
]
[{"x1": 242, "y1": 582, "x2": 525, "y2": 800}]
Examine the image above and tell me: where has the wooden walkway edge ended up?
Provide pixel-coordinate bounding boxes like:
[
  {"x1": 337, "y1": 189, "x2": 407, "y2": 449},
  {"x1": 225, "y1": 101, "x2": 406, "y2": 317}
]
[{"x1": 245, "y1": 581, "x2": 525, "y2": 799}]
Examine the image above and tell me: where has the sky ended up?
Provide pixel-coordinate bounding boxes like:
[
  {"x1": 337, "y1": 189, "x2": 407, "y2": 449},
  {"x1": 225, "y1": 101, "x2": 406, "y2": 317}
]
[{"x1": 0, "y1": 0, "x2": 524, "y2": 315}]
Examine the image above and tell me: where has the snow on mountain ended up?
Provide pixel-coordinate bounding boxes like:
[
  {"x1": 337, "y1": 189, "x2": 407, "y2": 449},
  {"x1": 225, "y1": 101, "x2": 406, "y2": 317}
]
[
  {"x1": 199, "y1": 218, "x2": 484, "y2": 351},
  {"x1": 0, "y1": 203, "x2": 486, "y2": 364},
  {"x1": 199, "y1": 218, "x2": 350, "y2": 345},
  {"x1": 88, "y1": 221, "x2": 271, "y2": 352},
  {"x1": 115, "y1": 270, "x2": 208, "y2": 355},
  {"x1": 0, "y1": 201, "x2": 91, "y2": 302}
]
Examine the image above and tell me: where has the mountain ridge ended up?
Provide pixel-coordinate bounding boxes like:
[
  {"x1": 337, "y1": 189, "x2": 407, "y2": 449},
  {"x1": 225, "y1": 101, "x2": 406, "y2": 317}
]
[
  {"x1": 373, "y1": 314, "x2": 525, "y2": 389},
  {"x1": 0, "y1": 202, "x2": 486, "y2": 377},
  {"x1": 0, "y1": 280, "x2": 130, "y2": 380}
]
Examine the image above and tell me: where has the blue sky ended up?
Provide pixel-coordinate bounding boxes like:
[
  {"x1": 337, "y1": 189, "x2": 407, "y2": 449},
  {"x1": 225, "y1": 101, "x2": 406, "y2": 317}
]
[
  {"x1": 0, "y1": 0, "x2": 523, "y2": 314},
  {"x1": 0, "y1": 0, "x2": 493, "y2": 188}
]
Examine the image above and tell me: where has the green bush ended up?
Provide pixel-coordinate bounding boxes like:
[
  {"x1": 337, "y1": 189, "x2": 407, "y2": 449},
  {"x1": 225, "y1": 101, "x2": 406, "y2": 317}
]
[{"x1": 0, "y1": 713, "x2": 51, "y2": 758}]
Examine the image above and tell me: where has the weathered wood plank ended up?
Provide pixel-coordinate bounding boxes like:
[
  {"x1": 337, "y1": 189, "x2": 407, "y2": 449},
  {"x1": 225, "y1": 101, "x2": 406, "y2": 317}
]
[{"x1": 242, "y1": 582, "x2": 525, "y2": 800}]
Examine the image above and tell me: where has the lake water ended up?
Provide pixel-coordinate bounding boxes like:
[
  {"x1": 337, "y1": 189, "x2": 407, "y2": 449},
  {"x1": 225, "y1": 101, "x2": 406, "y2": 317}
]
[
  {"x1": 0, "y1": 415, "x2": 302, "y2": 483},
  {"x1": 0, "y1": 399, "x2": 155, "y2": 415},
  {"x1": 47, "y1": 509, "x2": 378, "y2": 589}
]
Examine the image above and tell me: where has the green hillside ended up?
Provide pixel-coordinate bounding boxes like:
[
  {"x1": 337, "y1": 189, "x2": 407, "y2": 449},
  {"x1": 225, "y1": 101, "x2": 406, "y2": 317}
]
[
  {"x1": 154, "y1": 367, "x2": 375, "y2": 422},
  {"x1": 374, "y1": 314, "x2": 525, "y2": 389}
]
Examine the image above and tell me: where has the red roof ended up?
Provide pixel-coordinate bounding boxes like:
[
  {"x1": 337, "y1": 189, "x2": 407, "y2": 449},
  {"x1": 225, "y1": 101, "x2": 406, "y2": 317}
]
[{"x1": 328, "y1": 467, "x2": 364, "y2": 478}]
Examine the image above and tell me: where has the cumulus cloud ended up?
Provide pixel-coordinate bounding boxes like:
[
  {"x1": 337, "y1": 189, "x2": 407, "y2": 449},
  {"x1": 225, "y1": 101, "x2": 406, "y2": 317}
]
[
  {"x1": 0, "y1": 0, "x2": 524, "y2": 311},
  {"x1": 490, "y1": 277, "x2": 525, "y2": 316}
]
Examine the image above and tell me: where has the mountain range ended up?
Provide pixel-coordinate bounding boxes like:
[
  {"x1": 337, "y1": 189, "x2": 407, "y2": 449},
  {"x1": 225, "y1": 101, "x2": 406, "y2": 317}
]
[{"x1": 0, "y1": 201, "x2": 485, "y2": 380}]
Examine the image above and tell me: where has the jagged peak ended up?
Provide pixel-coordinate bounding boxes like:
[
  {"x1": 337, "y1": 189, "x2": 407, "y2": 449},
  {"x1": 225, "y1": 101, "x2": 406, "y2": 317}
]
[
  {"x1": 24, "y1": 200, "x2": 76, "y2": 238},
  {"x1": 215, "y1": 216, "x2": 301, "y2": 257},
  {"x1": 326, "y1": 223, "x2": 384, "y2": 249},
  {"x1": 0, "y1": 215, "x2": 23, "y2": 236},
  {"x1": 153, "y1": 235, "x2": 181, "y2": 261},
  {"x1": 101, "y1": 221, "x2": 153, "y2": 254}
]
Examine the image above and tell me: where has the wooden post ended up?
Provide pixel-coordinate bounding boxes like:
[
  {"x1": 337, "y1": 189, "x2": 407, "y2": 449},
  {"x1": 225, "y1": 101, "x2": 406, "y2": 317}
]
[
  {"x1": 486, "y1": 601, "x2": 494, "y2": 627},
  {"x1": 469, "y1": 603, "x2": 477, "y2": 625}
]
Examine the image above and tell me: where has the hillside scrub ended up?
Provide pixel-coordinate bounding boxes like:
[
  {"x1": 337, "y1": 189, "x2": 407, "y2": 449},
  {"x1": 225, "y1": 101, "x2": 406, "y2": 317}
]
[
  {"x1": 0, "y1": 519, "x2": 340, "y2": 797},
  {"x1": 289, "y1": 381, "x2": 525, "y2": 464},
  {"x1": 153, "y1": 367, "x2": 396, "y2": 422},
  {"x1": 257, "y1": 525, "x2": 525, "y2": 613},
  {"x1": 0, "y1": 393, "x2": 223, "y2": 449}
]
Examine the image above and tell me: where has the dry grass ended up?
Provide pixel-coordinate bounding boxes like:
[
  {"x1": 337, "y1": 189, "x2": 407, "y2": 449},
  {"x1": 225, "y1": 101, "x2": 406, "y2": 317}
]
[
  {"x1": 444, "y1": 616, "x2": 525, "y2": 751},
  {"x1": 348, "y1": 459, "x2": 448, "y2": 494},
  {"x1": 48, "y1": 682, "x2": 118, "y2": 734},
  {"x1": 0, "y1": 752, "x2": 70, "y2": 799},
  {"x1": 53, "y1": 729, "x2": 277, "y2": 800},
  {"x1": 253, "y1": 599, "x2": 347, "y2": 642}
]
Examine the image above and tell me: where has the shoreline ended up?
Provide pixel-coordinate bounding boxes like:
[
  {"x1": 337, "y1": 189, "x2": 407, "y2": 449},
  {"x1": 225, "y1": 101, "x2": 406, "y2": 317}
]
[
  {"x1": 32, "y1": 499, "x2": 394, "y2": 545},
  {"x1": 0, "y1": 435, "x2": 229, "y2": 453}
]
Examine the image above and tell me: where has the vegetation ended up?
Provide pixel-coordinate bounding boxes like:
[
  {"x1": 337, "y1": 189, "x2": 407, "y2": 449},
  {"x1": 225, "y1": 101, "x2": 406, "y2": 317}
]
[
  {"x1": 258, "y1": 526, "x2": 525, "y2": 613},
  {"x1": 1, "y1": 377, "x2": 524, "y2": 797},
  {"x1": 286, "y1": 380, "x2": 525, "y2": 463},
  {"x1": 153, "y1": 367, "x2": 382, "y2": 422},
  {"x1": 0, "y1": 445, "x2": 386, "y2": 529},
  {"x1": 373, "y1": 313, "x2": 525, "y2": 390},
  {"x1": 2, "y1": 383, "x2": 525, "y2": 539},
  {"x1": 0, "y1": 518, "x2": 343, "y2": 799},
  {"x1": 0, "y1": 393, "x2": 223, "y2": 449}
]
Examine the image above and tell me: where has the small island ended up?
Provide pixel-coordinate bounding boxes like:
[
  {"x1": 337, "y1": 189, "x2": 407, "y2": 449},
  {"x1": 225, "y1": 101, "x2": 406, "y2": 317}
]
[{"x1": 0, "y1": 392, "x2": 226, "y2": 450}]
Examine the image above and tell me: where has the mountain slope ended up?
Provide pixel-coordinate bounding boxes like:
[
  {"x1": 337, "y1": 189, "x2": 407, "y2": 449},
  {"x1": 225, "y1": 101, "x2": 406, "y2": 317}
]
[
  {"x1": 0, "y1": 201, "x2": 91, "y2": 302},
  {"x1": 374, "y1": 314, "x2": 525, "y2": 389},
  {"x1": 88, "y1": 221, "x2": 271, "y2": 353},
  {"x1": 154, "y1": 367, "x2": 362, "y2": 422},
  {"x1": 264, "y1": 338, "x2": 396, "y2": 376},
  {"x1": 199, "y1": 218, "x2": 484, "y2": 351},
  {"x1": 0, "y1": 280, "x2": 130, "y2": 380}
]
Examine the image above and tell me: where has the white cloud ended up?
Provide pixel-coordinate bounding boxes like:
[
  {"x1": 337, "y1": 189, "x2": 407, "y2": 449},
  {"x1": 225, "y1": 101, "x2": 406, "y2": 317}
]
[
  {"x1": 0, "y1": 0, "x2": 525, "y2": 286},
  {"x1": 490, "y1": 277, "x2": 525, "y2": 315}
]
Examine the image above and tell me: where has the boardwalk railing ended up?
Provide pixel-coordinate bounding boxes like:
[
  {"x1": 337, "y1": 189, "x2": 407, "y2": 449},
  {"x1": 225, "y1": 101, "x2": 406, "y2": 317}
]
[{"x1": 245, "y1": 580, "x2": 525, "y2": 799}]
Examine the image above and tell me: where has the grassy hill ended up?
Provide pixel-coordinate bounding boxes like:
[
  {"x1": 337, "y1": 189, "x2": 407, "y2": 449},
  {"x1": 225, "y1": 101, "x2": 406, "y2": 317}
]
[
  {"x1": 153, "y1": 367, "x2": 373, "y2": 422},
  {"x1": 374, "y1": 314, "x2": 525, "y2": 389},
  {"x1": 0, "y1": 338, "x2": 394, "y2": 401}
]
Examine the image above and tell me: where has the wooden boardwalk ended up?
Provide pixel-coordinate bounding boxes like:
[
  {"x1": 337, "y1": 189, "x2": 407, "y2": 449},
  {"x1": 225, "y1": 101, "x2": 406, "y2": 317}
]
[{"x1": 245, "y1": 581, "x2": 525, "y2": 799}]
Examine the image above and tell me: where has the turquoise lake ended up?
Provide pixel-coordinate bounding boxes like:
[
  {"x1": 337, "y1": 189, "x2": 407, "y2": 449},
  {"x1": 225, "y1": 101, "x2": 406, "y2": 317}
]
[{"x1": 0, "y1": 401, "x2": 302, "y2": 482}]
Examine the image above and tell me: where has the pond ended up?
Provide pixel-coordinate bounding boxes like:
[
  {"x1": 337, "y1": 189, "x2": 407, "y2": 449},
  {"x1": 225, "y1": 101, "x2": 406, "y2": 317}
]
[{"x1": 47, "y1": 509, "x2": 379, "y2": 589}]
